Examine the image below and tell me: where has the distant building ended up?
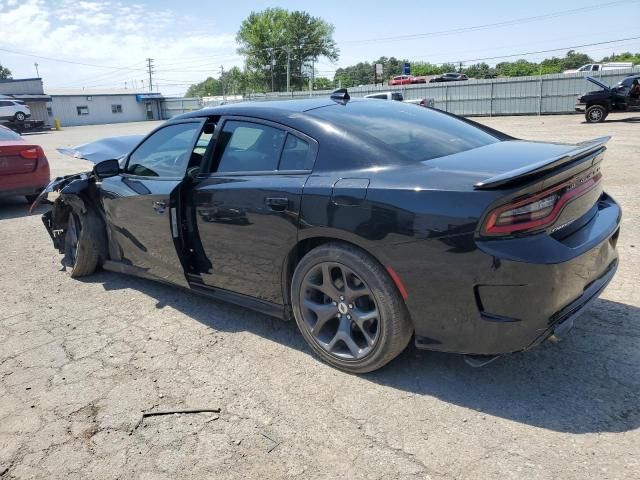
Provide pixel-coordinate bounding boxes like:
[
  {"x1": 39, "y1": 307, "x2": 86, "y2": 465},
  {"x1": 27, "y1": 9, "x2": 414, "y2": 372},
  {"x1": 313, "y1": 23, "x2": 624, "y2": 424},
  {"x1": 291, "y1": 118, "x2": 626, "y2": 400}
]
[
  {"x1": 0, "y1": 77, "x2": 52, "y2": 125},
  {"x1": 48, "y1": 89, "x2": 164, "y2": 127}
]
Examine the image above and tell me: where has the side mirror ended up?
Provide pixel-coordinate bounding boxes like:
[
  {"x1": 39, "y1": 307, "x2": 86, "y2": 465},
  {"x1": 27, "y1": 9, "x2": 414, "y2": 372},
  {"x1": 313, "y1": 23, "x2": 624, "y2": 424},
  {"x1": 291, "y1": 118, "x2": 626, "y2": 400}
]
[{"x1": 93, "y1": 159, "x2": 120, "y2": 179}]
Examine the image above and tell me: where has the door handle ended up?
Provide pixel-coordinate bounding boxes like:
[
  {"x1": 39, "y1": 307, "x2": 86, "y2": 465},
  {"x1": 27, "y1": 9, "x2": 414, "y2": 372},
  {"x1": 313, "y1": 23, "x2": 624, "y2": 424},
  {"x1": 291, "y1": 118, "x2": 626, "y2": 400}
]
[
  {"x1": 153, "y1": 201, "x2": 167, "y2": 214},
  {"x1": 265, "y1": 197, "x2": 288, "y2": 211}
]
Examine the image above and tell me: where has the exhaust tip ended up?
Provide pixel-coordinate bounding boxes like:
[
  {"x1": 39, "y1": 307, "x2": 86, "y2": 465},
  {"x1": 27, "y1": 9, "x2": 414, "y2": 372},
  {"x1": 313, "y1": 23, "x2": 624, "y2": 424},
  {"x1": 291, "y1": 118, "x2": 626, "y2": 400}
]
[{"x1": 464, "y1": 354, "x2": 500, "y2": 368}]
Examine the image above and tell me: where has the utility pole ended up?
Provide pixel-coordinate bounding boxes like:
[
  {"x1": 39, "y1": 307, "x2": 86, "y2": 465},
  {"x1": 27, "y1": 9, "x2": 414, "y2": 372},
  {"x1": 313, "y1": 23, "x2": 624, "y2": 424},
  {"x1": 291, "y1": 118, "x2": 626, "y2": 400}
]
[
  {"x1": 269, "y1": 48, "x2": 275, "y2": 92},
  {"x1": 34, "y1": 62, "x2": 40, "y2": 77},
  {"x1": 286, "y1": 47, "x2": 291, "y2": 94},
  {"x1": 146, "y1": 58, "x2": 154, "y2": 92}
]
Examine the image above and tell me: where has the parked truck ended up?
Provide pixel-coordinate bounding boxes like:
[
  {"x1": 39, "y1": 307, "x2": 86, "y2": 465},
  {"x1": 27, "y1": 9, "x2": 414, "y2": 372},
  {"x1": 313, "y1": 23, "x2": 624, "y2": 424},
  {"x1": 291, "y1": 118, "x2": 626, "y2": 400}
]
[{"x1": 563, "y1": 62, "x2": 633, "y2": 74}]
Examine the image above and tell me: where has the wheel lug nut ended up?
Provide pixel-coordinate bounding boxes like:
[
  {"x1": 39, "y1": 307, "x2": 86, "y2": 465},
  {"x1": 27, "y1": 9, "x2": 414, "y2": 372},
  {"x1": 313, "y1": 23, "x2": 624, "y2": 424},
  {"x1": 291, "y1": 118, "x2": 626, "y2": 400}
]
[
  {"x1": 336, "y1": 313, "x2": 341, "y2": 318},
  {"x1": 340, "y1": 296, "x2": 344, "y2": 301},
  {"x1": 347, "y1": 314, "x2": 351, "y2": 320},
  {"x1": 348, "y1": 304, "x2": 353, "y2": 309}
]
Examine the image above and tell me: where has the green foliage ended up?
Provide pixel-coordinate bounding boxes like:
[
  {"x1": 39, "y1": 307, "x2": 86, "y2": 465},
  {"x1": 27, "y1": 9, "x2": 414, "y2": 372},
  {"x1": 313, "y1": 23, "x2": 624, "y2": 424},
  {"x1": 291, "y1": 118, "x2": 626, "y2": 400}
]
[
  {"x1": 601, "y1": 51, "x2": 640, "y2": 65},
  {"x1": 0, "y1": 63, "x2": 12, "y2": 80},
  {"x1": 185, "y1": 77, "x2": 222, "y2": 98},
  {"x1": 463, "y1": 63, "x2": 495, "y2": 79},
  {"x1": 313, "y1": 77, "x2": 334, "y2": 90},
  {"x1": 236, "y1": 8, "x2": 338, "y2": 92}
]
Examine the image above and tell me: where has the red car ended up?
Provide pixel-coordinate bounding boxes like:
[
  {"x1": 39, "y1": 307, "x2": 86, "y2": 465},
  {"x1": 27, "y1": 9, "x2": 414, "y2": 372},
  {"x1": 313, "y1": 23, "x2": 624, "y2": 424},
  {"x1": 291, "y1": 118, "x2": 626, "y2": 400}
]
[
  {"x1": 388, "y1": 75, "x2": 414, "y2": 86},
  {"x1": 0, "y1": 125, "x2": 50, "y2": 204}
]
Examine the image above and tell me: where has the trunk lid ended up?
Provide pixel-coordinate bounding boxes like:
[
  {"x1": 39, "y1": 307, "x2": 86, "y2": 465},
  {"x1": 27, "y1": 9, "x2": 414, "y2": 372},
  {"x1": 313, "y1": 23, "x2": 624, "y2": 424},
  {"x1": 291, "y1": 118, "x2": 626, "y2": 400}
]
[{"x1": 0, "y1": 141, "x2": 40, "y2": 176}]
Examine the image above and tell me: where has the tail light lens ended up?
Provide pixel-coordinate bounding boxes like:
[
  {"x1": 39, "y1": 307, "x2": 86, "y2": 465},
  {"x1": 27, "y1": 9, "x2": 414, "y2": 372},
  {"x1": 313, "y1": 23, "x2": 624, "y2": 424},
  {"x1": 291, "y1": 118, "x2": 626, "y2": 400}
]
[
  {"x1": 482, "y1": 171, "x2": 602, "y2": 236},
  {"x1": 19, "y1": 146, "x2": 44, "y2": 160}
]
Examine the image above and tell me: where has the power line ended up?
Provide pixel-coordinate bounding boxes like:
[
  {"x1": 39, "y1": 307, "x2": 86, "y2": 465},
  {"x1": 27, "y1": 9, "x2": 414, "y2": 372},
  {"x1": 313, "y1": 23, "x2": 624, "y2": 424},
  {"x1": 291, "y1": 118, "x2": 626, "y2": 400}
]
[
  {"x1": 341, "y1": 0, "x2": 639, "y2": 46},
  {"x1": 0, "y1": 45, "x2": 148, "y2": 72},
  {"x1": 451, "y1": 35, "x2": 640, "y2": 64}
]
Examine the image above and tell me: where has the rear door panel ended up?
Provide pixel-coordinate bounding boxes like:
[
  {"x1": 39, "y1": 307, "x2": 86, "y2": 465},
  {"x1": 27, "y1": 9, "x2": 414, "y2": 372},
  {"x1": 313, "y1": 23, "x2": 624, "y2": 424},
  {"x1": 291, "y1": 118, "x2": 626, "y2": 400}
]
[{"x1": 189, "y1": 174, "x2": 307, "y2": 303}]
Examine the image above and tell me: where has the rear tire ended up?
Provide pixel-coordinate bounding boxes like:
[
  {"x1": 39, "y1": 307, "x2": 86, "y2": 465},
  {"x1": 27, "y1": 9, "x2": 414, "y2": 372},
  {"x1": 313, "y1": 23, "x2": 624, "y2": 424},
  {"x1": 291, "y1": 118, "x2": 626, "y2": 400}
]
[
  {"x1": 585, "y1": 105, "x2": 607, "y2": 123},
  {"x1": 291, "y1": 242, "x2": 413, "y2": 373},
  {"x1": 63, "y1": 210, "x2": 103, "y2": 277},
  {"x1": 14, "y1": 112, "x2": 26, "y2": 122}
]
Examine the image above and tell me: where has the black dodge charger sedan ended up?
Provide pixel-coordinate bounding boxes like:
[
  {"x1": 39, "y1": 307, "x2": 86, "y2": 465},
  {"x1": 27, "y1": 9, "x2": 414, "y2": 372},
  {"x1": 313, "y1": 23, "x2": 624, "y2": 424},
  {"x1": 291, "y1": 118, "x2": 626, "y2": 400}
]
[{"x1": 36, "y1": 91, "x2": 621, "y2": 372}]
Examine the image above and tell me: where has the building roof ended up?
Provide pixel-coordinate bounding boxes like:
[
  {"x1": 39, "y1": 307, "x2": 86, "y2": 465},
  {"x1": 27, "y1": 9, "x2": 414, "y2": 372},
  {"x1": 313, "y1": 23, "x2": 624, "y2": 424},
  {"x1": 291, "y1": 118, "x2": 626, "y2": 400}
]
[
  {"x1": 0, "y1": 77, "x2": 42, "y2": 83},
  {"x1": 48, "y1": 88, "x2": 160, "y2": 97}
]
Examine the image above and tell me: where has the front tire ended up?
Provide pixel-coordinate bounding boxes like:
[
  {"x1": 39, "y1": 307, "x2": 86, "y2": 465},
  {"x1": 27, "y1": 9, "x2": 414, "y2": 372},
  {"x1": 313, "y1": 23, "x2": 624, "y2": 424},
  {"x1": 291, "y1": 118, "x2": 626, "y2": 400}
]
[
  {"x1": 14, "y1": 112, "x2": 26, "y2": 122},
  {"x1": 291, "y1": 242, "x2": 413, "y2": 373},
  {"x1": 63, "y1": 210, "x2": 103, "y2": 277},
  {"x1": 585, "y1": 105, "x2": 607, "y2": 123}
]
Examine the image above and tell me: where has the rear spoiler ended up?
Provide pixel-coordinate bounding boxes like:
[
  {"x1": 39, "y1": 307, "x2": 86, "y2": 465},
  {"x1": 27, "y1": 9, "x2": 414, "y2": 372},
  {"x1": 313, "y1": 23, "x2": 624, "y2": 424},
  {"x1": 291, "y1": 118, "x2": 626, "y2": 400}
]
[{"x1": 474, "y1": 136, "x2": 610, "y2": 190}]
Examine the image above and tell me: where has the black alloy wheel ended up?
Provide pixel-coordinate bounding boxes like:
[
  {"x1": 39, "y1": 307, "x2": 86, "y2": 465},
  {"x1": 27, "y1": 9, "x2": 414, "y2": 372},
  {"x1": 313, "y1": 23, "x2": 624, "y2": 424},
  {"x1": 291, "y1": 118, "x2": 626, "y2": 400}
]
[
  {"x1": 300, "y1": 262, "x2": 380, "y2": 360},
  {"x1": 291, "y1": 242, "x2": 413, "y2": 373}
]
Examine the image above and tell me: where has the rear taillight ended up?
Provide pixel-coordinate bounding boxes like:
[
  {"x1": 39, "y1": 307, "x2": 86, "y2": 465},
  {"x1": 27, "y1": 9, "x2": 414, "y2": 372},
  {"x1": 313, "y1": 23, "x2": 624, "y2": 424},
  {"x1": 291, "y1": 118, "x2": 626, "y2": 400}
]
[
  {"x1": 19, "y1": 147, "x2": 44, "y2": 159},
  {"x1": 482, "y1": 170, "x2": 602, "y2": 236}
]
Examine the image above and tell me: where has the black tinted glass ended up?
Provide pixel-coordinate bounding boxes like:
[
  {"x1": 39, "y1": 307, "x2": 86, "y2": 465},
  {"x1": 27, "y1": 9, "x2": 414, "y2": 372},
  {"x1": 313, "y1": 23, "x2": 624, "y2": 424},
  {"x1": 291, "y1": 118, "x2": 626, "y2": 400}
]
[
  {"x1": 309, "y1": 101, "x2": 499, "y2": 163},
  {"x1": 216, "y1": 121, "x2": 285, "y2": 172},
  {"x1": 126, "y1": 122, "x2": 201, "y2": 177},
  {"x1": 279, "y1": 134, "x2": 312, "y2": 170}
]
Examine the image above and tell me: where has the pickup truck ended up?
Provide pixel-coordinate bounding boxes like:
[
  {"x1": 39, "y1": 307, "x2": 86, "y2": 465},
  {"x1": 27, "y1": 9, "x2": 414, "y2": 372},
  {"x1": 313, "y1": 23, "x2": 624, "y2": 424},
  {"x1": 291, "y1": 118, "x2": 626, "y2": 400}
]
[
  {"x1": 564, "y1": 62, "x2": 633, "y2": 74},
  {"x1": 575, "y1": 75, "x2": 640, "y2": 123}
]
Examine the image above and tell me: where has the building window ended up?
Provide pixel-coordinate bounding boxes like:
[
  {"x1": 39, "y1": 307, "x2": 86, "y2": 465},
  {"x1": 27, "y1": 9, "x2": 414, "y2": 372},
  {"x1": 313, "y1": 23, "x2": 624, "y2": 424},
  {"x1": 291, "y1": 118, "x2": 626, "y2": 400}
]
[
  {"x1": 76, "y1": 106, "x2": 89, "y2": 116},
  {"x1": 111, "y1": 104, "x2": 123, "y2": 114}
]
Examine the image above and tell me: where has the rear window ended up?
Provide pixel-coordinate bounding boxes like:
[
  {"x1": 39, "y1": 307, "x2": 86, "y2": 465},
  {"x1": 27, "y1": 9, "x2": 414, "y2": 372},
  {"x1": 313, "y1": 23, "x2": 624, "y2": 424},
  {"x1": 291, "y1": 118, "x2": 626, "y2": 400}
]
[
  {"x1": 0, "y1": 127, "x2": 21, "y2": 141},
  {"x1": 309, "y1": 100, "x2": 499, "y2": 163}
]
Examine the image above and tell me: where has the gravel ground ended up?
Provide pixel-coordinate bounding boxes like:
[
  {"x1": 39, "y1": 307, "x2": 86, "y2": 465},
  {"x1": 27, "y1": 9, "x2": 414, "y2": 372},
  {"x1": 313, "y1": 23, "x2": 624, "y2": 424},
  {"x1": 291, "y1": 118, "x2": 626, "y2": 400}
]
[{"x1": 1, "y1": 114, "x2": 638, "y2": 479}]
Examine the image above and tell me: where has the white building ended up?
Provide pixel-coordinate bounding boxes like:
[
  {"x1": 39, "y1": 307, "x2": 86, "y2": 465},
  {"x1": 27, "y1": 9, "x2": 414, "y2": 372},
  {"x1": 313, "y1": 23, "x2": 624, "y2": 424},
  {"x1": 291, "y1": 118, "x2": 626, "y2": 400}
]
[{"x1": 48, "y1": 89, "x2": 163, "y2": 127}]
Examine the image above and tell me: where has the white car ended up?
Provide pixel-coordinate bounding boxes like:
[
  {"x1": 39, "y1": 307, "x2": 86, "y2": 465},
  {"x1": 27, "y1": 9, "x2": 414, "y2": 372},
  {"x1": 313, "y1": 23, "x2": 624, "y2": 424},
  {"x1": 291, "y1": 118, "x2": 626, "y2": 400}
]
[
  {"x1": 364, "y1": 91, "x2": 435, "y2": 108},
  {"x1": 0, "y1": 98, "x2": 31, "y2": 122}
]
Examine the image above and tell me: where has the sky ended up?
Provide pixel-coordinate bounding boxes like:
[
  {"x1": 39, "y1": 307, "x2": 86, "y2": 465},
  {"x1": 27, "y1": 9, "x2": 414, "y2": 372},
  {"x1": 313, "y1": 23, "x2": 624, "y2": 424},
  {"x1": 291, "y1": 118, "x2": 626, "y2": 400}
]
[{"x1": 0, "y1": 0, "x2": 639, "y2": 96}]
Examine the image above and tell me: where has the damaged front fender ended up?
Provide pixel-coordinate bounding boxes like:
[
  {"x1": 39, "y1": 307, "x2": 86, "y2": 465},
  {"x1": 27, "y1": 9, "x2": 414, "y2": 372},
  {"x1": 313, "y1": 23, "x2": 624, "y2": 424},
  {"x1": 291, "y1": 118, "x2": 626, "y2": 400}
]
[{"x1": 33, "y1": 172, "x2": 97, "y2": 253}]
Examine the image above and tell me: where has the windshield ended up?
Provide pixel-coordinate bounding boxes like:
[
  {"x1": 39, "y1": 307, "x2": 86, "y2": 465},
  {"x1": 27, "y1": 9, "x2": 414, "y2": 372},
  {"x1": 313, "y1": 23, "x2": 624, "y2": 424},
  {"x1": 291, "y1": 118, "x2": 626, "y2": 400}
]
[{"x1": 310, "y1": 100, "x2": 499, "y2": 163}]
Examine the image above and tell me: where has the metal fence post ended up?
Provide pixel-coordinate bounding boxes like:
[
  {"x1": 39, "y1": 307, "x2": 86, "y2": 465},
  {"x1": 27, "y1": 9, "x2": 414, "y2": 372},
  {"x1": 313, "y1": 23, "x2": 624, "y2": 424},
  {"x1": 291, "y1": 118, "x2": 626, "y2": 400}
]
[
  {"x1": 489, "y1": 81, "x2": 494, "y2": 117},
  {"x1": 538, "y1": 75, "x2": 543, "y2": 116},
  {"x1": 444, "y1": 85, "x2": 448, "y2": 112}
]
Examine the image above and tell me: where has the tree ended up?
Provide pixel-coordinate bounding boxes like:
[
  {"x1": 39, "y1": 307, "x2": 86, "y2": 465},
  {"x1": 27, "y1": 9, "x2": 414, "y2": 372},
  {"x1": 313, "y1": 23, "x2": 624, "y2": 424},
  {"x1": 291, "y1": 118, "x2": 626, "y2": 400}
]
[
  {"x1": 313, "y1": 77, "x2": 334, "y2": 90},
  {"x1": 236, "y1": 8, "x2": 338, "y2": 92},
  {"x1": 560, "y1": 50, "x2": 593, "y2": 70},
  {"x1": 185, "y1": 77, "x2": 222, "y2": 98},
  {"x1": 601, "y1": 51, "x2": 640, "y2": 65},
  {"x1": 463, "y1": 62, "x2": 496, "y2": 79},
  {"x1": 0, "y1": 63, "x2": 11, "y2": 80}
]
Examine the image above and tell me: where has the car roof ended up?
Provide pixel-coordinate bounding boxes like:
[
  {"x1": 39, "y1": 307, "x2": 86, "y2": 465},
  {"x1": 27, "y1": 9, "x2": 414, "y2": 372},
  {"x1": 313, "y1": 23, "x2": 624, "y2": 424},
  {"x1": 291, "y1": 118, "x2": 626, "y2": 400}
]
[{"x1": 172, "y1": 97, "x2": 370, "y2": 123}]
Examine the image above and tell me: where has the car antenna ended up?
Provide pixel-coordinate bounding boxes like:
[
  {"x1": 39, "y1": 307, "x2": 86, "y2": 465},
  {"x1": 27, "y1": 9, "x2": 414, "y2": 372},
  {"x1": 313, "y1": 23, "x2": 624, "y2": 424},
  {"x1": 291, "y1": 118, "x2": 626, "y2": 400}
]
[{"x1": 330, "y1": 88, "x2": 350, "y2": 104}]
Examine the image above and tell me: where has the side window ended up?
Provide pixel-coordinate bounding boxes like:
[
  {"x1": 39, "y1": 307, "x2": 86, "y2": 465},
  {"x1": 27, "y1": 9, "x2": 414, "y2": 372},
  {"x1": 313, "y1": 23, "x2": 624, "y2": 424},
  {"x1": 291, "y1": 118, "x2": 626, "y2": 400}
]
[
  {"x1": 592, "y1": 65, "x2": 600, "y2": 71},
  {"x1": 215, "y1": 121, "x2": 285, "y2": 173},
  {"x1": 125, "y1": 122, "x2": 203, "y2": 177},
  {"x1": 0, "y1": 101, "x2": 13, "y2": 107},
  {"x1": 279, "y1": 134, "x2": 312, "y2": 171}
]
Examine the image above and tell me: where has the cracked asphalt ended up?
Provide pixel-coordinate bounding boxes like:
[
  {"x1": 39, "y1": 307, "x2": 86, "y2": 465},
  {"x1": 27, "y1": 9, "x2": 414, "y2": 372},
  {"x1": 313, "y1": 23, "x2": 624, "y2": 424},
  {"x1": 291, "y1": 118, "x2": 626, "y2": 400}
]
[{"x1": 1, "y1": 114, "x2": 639, "y2": 479}]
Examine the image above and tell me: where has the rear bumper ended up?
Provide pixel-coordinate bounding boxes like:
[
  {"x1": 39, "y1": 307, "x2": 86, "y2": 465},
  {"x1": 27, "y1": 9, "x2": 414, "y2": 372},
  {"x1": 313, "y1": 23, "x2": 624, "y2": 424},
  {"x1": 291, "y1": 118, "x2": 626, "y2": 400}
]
[
  {"x1": 0, "y1": 164, "x2": 50, "y2": 198},
  {"x1": 0, "y1": 184, "x2": 47, "y2": 197},
  {"x1": 379, "y1": 192, "x2": 621, "y2": 356}
]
